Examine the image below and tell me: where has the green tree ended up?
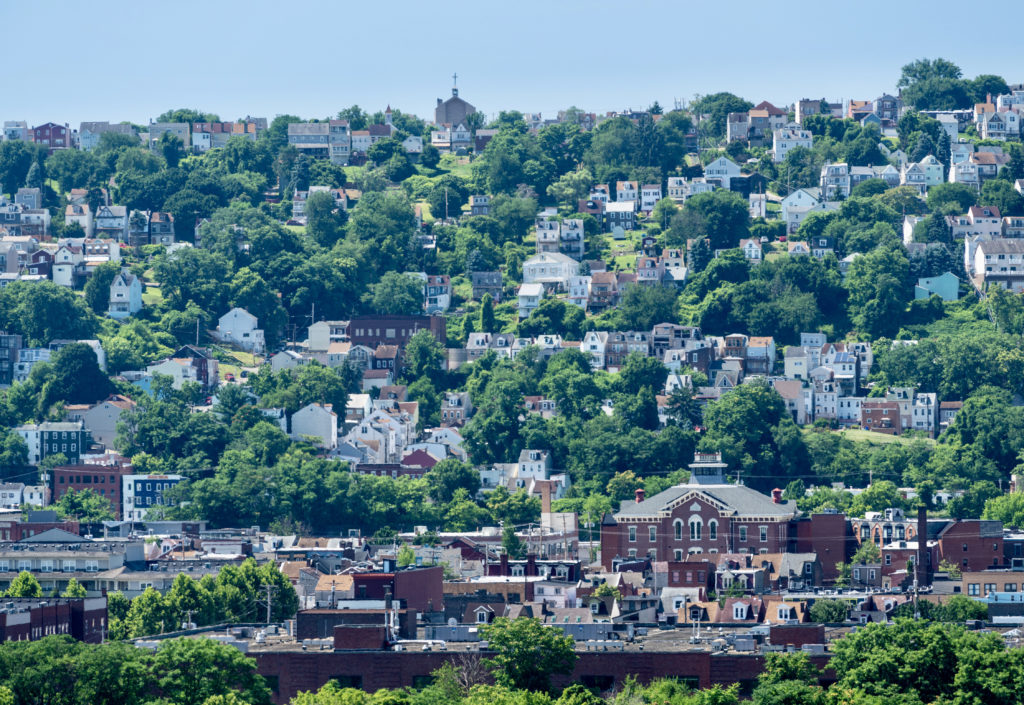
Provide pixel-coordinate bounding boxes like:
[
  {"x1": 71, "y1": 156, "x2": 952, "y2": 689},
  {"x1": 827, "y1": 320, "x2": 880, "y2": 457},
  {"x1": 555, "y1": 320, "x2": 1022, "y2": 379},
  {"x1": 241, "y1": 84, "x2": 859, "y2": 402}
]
[
  {"x1": 420, "y1": 142, "x2": 441, "y2": 169},
  {"x1": 926, "y1": 182, "x2": 978, "y2": 214},
  {"x1": 305, "y1": 190, "x2": 346, "y2": 247},
  {"x1": 403, "y1": 329, "x2": 446, "y2": 384},
  {"x1": 39, "y1": 342, "x2": 113, "y2": 410},
  {"x1": 808, "y1": 599, "x2": 850, "y2": 623},
  {"x1": 151, "y1": 637, "x2": 272, "y2": 705},
  {"x1": 502, "y1": 525, "x2": 526, "y2": 559},
  {"x1": 690, "y1": 93, "x2": 754, "y2": 140},
  {"x1": 397, "y1": 544, "x2": 416, "y2": 567},
  {"x1": 479, "y1": 617, "x2": 577, "y2": 692},
  {"x1": 983, "y1": 491, "x2": 1024, "y2": 529},
  {"x1": 479, "y1": 294, "x2": 496, "y2": 333},
  {"x1": 61, "y1": 578, "x2": 88, "y2": 598},
  {"x1": 5, "y1": 571, "x2": 42, "y2": 597},
  {"x1": 54, "y1": 489, "x2": 116, "y2": 522},
  {"x1": 84, "y1": 261, "x2": 122, "y2": 314},
  {"x1": 426, "y1": 459, "x2": 480, "y2": 504},
  {"x1": 366, "y1": 272, "x2": 423, "y2": 315}
]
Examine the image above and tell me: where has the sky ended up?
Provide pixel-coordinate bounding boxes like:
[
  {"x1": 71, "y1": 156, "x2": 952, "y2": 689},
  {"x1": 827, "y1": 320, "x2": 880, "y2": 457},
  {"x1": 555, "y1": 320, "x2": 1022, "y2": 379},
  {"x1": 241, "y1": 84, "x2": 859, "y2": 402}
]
[{"x1": 5, "y1": 1, "x2": 1024, "y2": 127}]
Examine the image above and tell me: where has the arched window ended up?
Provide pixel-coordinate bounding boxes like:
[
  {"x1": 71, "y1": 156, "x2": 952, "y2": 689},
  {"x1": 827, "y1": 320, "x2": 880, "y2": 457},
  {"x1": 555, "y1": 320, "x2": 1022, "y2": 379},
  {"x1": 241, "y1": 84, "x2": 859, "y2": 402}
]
[
  {"x1": 674, "y1": 519, "x2": 684, "y2": 541},
  {"x1": 708, "y1": 520, "x2": 718, "y2": 541},
  {"x1": 689, "y1": 517, "x2": 702, "y2": 541}
]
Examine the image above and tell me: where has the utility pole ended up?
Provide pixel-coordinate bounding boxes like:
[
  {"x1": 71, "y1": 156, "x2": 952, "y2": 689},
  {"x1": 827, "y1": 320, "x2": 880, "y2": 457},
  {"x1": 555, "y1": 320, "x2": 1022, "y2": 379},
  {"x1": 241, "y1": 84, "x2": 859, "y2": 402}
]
[
  {"x1": 195, "y1": 318, "x2": 200, "y2": 346},
  {"x1": 266, "y1": 584, "x2": 272, "y2": 624}
]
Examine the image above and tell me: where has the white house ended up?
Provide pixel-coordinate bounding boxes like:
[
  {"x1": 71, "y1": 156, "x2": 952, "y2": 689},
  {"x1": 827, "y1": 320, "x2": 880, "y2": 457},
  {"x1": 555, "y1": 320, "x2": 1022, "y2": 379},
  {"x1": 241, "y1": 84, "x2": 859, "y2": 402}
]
[
  {"x1": 522, "y1": 252, "x2": 580, "y2": 289},
  {"x1": 108, "y1": 269, "x2": 143, "y2": 319},
  {"x1": 773, "y1": 127, "x2": 813, "y2": 163},
  {"x1": 640, "y1": 184, "x2": 662, "y2": 213},
  {"x1": 738, "y1": 239, "x2": 763, "y2": 263},
  {"x1": 291, "y1": 403, "x2": 338, "y2": 448},
  {"x1": 582, "y1": 331, "x2": 608, "y2": 369},
  {"x1": 64, "y1": 204, "x2": 94, "y2": 237},
  {"x1": 518, "y1": 283, "x2": 544, "y2": 318},
  {"x1": 781, "y1": 188, "x2": 822, "y2": 234},
  {"x1": 703, "y1": 157, "x2": 741, "y2": 189},
  {"x1": 615, "y1": 181, "x2": 639, "y2": 203},
  {"x1": 270, "y1": 350, "x2": 308, "y2": 373},
  {"x1": 568, "y1": 275, "x2": 591, "y2": 309},
  {"x1": 52, "y1": 246, "x2": 82, "y2": 288},
  {"x1": 217, "y1": 307, "x2": 265, "y2": 353}
]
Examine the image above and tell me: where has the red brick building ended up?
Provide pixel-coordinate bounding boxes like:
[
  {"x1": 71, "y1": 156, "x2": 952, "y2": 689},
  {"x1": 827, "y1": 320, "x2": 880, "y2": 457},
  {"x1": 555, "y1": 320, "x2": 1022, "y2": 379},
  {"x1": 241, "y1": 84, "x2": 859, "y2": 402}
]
[
  {"x1": 937, "y1": 520, "x2": 1004, "y2": 572},
  {"x1": 861, "y1": 400, "x2": 902, "y2": 434},
  {"x1": 791, "y1": 512, "x2": 852, "y2": 582},
  {"x1": 31, "y1": 122, "x2": 70, "y2": 152},
  {"x1": 600, "y1": 453, "x2": 798, "y2": 569},
  {"x1": 0, "y1": 597, "x2": 106, "y2": 643},
  {"x1": 51, "y1": 462, "x2": 133, "y2": 518},
  {"x1": 0, "y1": 512, "x2": 79, "y2": 541}
]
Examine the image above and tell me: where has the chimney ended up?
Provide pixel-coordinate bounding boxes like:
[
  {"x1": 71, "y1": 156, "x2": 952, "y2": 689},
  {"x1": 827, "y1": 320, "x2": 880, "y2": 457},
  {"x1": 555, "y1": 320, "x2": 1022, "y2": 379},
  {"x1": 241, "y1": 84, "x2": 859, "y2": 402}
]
[
  {"x1": 527, "y1": 553, "x2": 536, "y2": 576},
  {"x1": 635, "y1": 488, "x2": 646, "y2": 504},
  {"x1": 917, "y1": 507, "x2": 930, "y2": 587},
  {"x1": 541, "y1": 483, "x2": 552, "y2": 514},
  {"x1": 771, "y1": 488, "x2": 784, "y2": 504},
  {"x1": 499, "y1": 551, "x2": 509, "y2": 575}
]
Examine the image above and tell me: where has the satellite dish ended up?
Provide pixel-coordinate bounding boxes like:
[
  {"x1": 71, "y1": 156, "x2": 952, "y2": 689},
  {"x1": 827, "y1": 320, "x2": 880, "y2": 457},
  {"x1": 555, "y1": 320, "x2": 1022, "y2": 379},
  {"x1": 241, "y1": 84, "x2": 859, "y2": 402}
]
[{"x1": 448, "y1": 618, "x2": 458, "y2": 627}]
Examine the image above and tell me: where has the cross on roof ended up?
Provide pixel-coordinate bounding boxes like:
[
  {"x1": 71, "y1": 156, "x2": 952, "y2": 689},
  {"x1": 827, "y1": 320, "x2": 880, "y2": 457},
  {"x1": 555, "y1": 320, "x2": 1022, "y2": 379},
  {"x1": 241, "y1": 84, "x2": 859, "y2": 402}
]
[{"x1": 452, "y1": 72, "x2": 458, "y2": 86}]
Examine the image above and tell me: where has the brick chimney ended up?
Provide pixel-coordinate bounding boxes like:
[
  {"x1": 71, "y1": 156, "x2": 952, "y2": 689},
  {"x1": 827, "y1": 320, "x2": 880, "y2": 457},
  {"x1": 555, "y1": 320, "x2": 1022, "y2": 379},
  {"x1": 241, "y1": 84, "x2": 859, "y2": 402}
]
[
  {"x1": 541, "y1": 482, "x2": 552, "y2": 514},
  {"x1": 771, "y1": 488, "x2": 784, "y2": 504},
  {"x1": 635, "y1": 488, "x2": 645, "y2": 503}
]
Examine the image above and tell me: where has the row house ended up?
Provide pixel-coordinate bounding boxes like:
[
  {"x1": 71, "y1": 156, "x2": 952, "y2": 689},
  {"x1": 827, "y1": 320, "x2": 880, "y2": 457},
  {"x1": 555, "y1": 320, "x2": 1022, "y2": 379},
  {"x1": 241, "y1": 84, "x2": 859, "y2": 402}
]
[
  {"x1": 615, "y1": 181, "x2": 638, "y2": 203},
  {"x1": 470, "y1": 270, "x2": 502, "y2": 301},
  {"x1": 899, "y1": 155, "x2": 944, "y2": 197},
  {"x1": 726, "y1": 103, "x2": 787, "y2": 146},
  {"x1": 441, "y1": 392, "x2": 473, "y2": 427},
  {"x1": 666, "y1": 177, "x2": 716, "y2": 204},
  {"x1": 604, "y1": 331, "x2": 651, "y2": 369},
  {"x1": 189, "y1": 119, "x2": 265, "y2": 151},
  {"x1": 127, "y1": 210, "x2": 174, "y2": 247},
  {"x1": 287, "y1": 120, "x2": 351, "y2": 165},
  {"x1": 424, "y1": 275, "x2": 451, "y2": 313},
  {"x1": 14, "y1": 421, "x2": 91, "y2": 465},
  {"x1": 976, "y1": 107, "x2": 1021, "y2": 141},
  {"x1": 972, "y1": 238, "x2": 1024, "y2": 293},
  {"x1": 534, "y1": 215, "x2": 585, "y2": 260},
  {"x1": 78, "y1": 122, "x2": 137, "y2": 151},
  {"x1": 604, "y1": 201, "x2": 636, "y2": 231},
  {"x1": 147, "y1": 122, "x2": 190, "y2": 150},
  {"x1": 568, "y1": 275, "x2": 590, "y2": 309}
]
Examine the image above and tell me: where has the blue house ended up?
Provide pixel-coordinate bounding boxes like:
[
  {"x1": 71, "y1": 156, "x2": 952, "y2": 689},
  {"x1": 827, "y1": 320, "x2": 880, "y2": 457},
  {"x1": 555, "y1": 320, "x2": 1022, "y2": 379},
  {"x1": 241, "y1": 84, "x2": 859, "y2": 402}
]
[{"x1": 915, "y1": 272, "x2": 960, "y2": 302}]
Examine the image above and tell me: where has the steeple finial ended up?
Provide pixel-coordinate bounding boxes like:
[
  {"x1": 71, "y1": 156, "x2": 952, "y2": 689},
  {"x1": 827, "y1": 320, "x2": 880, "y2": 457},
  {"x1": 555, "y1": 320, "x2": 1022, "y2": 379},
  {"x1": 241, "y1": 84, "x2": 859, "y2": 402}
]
[{"x1": 452, "y1": 72, "x2": 459, "y2": 97}]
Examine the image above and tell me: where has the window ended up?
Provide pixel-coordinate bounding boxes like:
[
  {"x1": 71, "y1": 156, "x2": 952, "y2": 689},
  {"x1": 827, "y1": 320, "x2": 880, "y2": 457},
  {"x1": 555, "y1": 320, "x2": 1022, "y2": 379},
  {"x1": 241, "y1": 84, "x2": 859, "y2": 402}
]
[
  {"x1": 853, "y1": 569, "x2": 861, "y2": 581},
  {"x1": 963, "y1": 543, "x2": 968, "y2": 552},
  {"x1": 868, "y1": 569, "x2": 876, "y2": 581},
  {"x1": 885, "y1": 554, "x2": 891, "y2": 565},
  {"x1": 628, "y1": 526, "x2": 637, "y2": 543},
  {"x1": 760, "y1": 526, "x2": 768, "y2": 543},
  {"x1": 1006, "y1": 583, "x2": 1018, "y2": 592},
  {"x1": 649, "y1": 526, "x2": 657, "y2": 543},
  {"x1": 689, "y1": 518, "x2": 702, "y2": 541},
  {"x1": 674, "y1": 550, "x2": 684, "y2": 561},
  {"x1": 968, "y1": 583, "x2": 980, "y2": 596},
  {"x1": 476, "y1": 611, "x2": 488, "y2": 624},
  {"x1": 739, "y1": 526, "x2": 748, "y2": 542},
  {"x1": 733, "y1": 604, "x2": 747, "y2": 620},
  {"x1": 985, "y1": 583, "x2": 997, "y2": 595},
  {"x1": 627, "y1": 549, "x2": 637, "y2": 558}
]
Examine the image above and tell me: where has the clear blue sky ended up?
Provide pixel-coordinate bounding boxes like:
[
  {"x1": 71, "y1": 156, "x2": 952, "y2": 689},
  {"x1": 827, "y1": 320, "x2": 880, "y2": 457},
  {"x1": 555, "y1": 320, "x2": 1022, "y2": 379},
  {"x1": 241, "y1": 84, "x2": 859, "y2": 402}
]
[{"x1": 4, "y1": 0, "x2": 1022, "y2": 127}]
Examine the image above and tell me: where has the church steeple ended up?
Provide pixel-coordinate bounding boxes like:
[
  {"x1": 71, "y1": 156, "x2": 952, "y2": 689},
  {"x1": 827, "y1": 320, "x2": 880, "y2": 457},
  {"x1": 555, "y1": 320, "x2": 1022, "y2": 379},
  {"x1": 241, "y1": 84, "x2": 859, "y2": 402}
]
[{"x1": 452, "y1": 72, "x2": 458, "y2": 97}]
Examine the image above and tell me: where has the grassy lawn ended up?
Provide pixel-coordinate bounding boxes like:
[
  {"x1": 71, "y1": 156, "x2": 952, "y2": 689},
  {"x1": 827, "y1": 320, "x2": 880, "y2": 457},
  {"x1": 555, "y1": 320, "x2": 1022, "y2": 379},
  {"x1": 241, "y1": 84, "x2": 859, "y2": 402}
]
[
  {"x1": 814, "y1": 428, "x2": 936, "y2": 447},
  {"x1": 438, "y1": 153, "x2": 472, "y2": 179},
  {"x1": 285, "y1": 224, "x2": 305, "y2": 234},
  {"x1": 141, "y1": 286, "x2": 164, "y2": 306}
]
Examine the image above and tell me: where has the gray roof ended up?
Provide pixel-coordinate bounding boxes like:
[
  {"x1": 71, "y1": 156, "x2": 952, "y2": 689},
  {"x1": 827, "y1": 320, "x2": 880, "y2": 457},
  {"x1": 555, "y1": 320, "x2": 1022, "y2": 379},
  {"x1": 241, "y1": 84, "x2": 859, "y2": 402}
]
[
  {"x1": 615, "y1": 483, "x2": 797, "y2": 519},
  {"x1": 980, "y1": 239, "x2": 1024, "y2": 255}
]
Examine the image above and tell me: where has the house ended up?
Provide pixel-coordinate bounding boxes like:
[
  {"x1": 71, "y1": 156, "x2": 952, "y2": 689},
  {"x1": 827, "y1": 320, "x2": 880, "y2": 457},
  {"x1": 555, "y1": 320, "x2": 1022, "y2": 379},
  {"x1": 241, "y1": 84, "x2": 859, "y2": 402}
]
[
  {"x1": 773, "y1": 127, "x2": 813, "y2": 163},
  {"x1": 52, "y1": 245, "x2": 83, "y2": 287},
  {"x1": 949, "y1": 161, "x2": 981, "y2": 191},
  {"x1": 127, "y1": 211, "x2": 175, "y2": 247},
  {"x1": 915, "y1": 272, "x2": 960, "y2": 301},
  {"x1": 31, "y1": 122, "x2": 70, "y2": 152},
  {"x1": 94, "y1": 206, "x2": 128, "y2": 240},
  {"x1": 820, "y1": 163, "x2": 851, "y2": 199},
  {"x1": 604, "y1": 201, "x2": 636, "y2": 232},
  {"x1": 14, "y1": 421, "x2": 90, "y2": 465},
  {"x1": 522, "y1": 252, "x2": 580, "y2": 290},
  {"x1": 568, "y1": 275, "x2": 591, "y2": 309},
  {"x1": 470, "y1": 271, "x2": 502, "y2": 302},
  {"x1": 307, "y1": 320, "x2": 349, "y2": 352},
  {"x1": 216, "y1": 308, "x2": 265, "y2": 353},
  {"x1": 64, "y1": 204, "x2": 93, "y2": 238},
  {"x1": 147, "y1": 122, "x2": 190, "y2": 150},
  {"x1": 781, "y1": 188, "x2": 822, "y2": 234},
  {"x1": 518, "y1": 283, "x2": 544, "y2": 319},
  {"x1": 738, "y1": 239, "x2": 763, "y2": 263},
  {"x1": 441, "y1": 392, "x2": 473, "y2": 427},
  {"x1": 122, "y1": 474, "x2": 183, "y2": 522},
  {"x1": 64, "y1": 395, "x2": 136, "y2": 449},
  {"x1": 78, "y1": 122, "x2": 137, "y2": 152},
  {"x1": 615, "y1": 181, "x2": 639, "y2": 203},
  {"x1": 974, "y1": 239, "x2": 1024, "y2": 293},
  {"x1": 666, "y1": 177, "x2": 716, "y2": 204},
  {"x1": 291, "y1": 403, "x2": 338, "y2": 448},
  {"x1": 787, "y1": 241, "x2": 810, "y2": 256},
  {"x1": 640, "y1": 184, "x2": 662, "y2": 213},
  {"x1": 108, "y1": 270, "x2": 142, "y2": 319},
  {"x1": 424, "y1": 275, "x2": 451, "y2": 313},
  {"x1": 2, "y1": 121, "x2": 28, "y2": 141},
  {"x1": 703, "y1": 157, "x2": 741, "y2": 190},
  {"x1": 469, "y1": 195, "x2": 490, "y2": 217},
  {"x1": 147, "y1": 345, "x2": 219, "y2": 390},
  {"x1": 588, "y1": 272, "x2": 620, "y2": 312}
]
